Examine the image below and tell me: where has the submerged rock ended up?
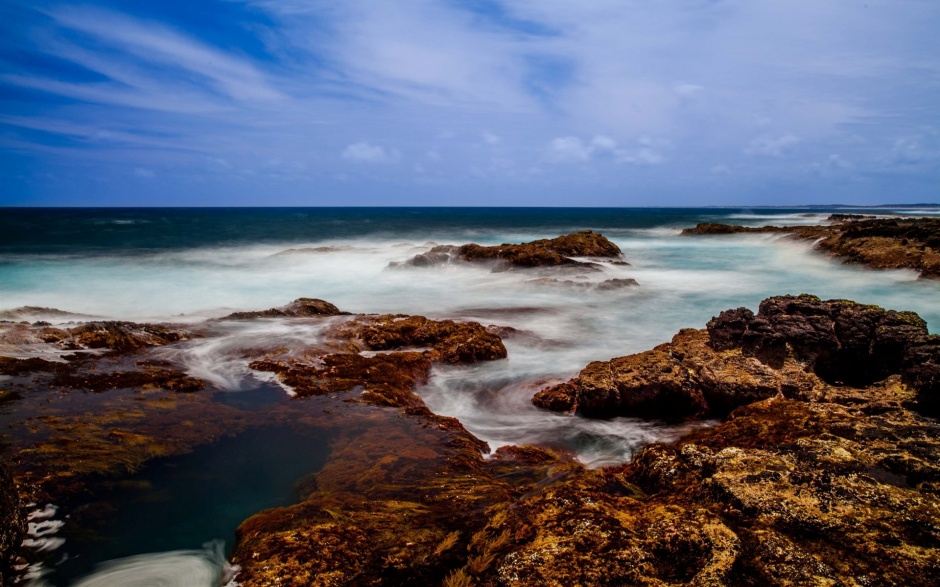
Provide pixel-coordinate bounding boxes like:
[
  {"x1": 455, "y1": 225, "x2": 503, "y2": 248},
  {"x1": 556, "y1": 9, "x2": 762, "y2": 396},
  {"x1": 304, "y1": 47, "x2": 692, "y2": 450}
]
[
  {"x1": 0, "y1": 306, "x2": 92, "y2": 322},
  {"x1": 221, "y1": 297, "x2": 348, "y2": 320},
  {"x1": 524, "y1": 277, "x2": 639, "y2": 290},
  {"x1": 391, "y1": 230, "x2": 625, "y2": 271}
]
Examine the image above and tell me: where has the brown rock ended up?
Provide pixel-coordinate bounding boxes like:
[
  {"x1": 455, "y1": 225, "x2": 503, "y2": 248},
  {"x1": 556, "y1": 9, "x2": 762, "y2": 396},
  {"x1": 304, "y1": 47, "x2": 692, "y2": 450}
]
[
  {"x1": 393, "y1": 231, "x2": 624, "y2": 270},
  {"x1": 624, "y1": 389, "x2": 940, "y2": 587},
  {"x1": 680, "y1": 223, "x2": 787, "y2": 235},
  {"x1": 221, "y1": 298, "x2": 347, "y2": 320},
  {"x1": 67, "y1": 321, "x2": 190, "y2": 352},
  {"x1": 536, "y1": 295, "x2": 937, "y2": 420},
  {"x1": 252, "y1": 352, "x2": 432, "y2": 407},
  {"x1": 0, "y1": 460, "x2": 24, "y2": 587},
  {"x1": 229, "y1": 297, "x2": 940, "y2": 586},
  {"x1": 345, "y1": 314, "x2": 507, "y2": 364},
  {"x1": 683, "y1": 217, "x2": 940, "y2": 279}
]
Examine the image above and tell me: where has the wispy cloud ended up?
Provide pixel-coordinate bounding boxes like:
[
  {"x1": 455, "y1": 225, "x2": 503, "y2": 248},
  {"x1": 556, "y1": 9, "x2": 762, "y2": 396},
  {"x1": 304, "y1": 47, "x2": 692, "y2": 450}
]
[
  {"x1": 547, "y1": 135, "x2": 668, "y2": 165},
  {"x1": 746, "y1": 134, "x2": 800, "y2": 157},
  {"x1": 342, "y1": 142, "x2": 401, "y2": 163},
  {"x1": 1, "y1": 0, "x2": 938, "y2": 205}
]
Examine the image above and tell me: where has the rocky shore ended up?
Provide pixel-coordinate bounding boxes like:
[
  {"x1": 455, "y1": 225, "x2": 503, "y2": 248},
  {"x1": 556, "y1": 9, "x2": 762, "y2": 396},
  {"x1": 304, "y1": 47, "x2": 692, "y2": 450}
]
[
  {"x1": 682, "y1": 215, "x2": 940, "y2": 279},
  {"x1": 1, "y1": 292, "x2": 939, "y2": 586}
]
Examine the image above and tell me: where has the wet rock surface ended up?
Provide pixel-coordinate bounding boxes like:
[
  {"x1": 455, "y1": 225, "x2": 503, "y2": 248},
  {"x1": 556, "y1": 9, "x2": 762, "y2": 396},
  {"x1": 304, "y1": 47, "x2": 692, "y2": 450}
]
[
  {"x1": 4, "y1": 295, "x2": 940, "y2": 586},
  {"x1": 682, "y1": 216, "x2": 940, "y2": 279},
  {"x1": 250, "y1": 313, "x2": 507, "y2": 407},
  {"x1": 221, "y1": 297, "x2": 348, "y2": 320},
  {"x1": 392, "y1": 230, "x2": 625, "y2": 271},
  {"x1": 0, "y1": 460, "x2": 24, "y2": 586},
  {"x1": 534, "y1": 294, "x2": 938, "y2": 420},
  {"x1": 0, "y1": 319, "x2": 193, "y2": 354}
]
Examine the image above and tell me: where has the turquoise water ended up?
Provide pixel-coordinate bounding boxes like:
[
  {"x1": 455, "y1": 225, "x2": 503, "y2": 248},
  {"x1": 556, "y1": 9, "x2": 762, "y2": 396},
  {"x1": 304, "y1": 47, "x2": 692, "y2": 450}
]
[
  {"x1": 3, "y1": 207, "x2": 938, "y2": 466},
  {"x1": 3, "y1": 207, "x2": 939, "y2": 584}
]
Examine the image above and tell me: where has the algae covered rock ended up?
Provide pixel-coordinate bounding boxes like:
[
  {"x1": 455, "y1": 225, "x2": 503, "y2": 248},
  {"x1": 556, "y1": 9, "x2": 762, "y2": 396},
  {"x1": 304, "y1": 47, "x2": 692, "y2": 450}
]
[
  {"x1": 350, "y1": 314, "x2": 507, "y2": 364},
  {"x1": 0, "y1": 460, "x2": 24, "y2": 586}
]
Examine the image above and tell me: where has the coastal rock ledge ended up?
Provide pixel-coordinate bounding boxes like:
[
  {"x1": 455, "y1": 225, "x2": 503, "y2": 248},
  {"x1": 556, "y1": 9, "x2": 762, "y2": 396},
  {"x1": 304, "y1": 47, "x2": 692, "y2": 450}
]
[
  {"x1": 534, "y1": 294, "x2": 939, "y2": 419},
  {"x1": 228, "y1": 295, "x2": 939, "y2": 587}
]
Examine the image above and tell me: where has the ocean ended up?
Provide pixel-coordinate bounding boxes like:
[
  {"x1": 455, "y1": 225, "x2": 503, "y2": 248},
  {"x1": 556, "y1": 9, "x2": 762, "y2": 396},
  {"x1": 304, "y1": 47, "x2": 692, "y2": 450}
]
[{"x1": 2, "y1": 206, "x2": 939, "y2": 585}]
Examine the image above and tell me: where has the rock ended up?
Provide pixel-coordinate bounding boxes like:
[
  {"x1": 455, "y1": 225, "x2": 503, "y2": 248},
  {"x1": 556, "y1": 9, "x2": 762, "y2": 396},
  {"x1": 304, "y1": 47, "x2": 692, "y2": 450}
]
[
  {"x1": 249, "y1": 314, "x2": 507, "y2": 407},
  {"x1": 251, "y1": 352, "x2": 433, "y2": 407},
  {"x1": 0, "y1": 460, "x2": 24, "y2": 586},
  {"x1": 595, "y1": 278, "x2": 639, "y2": 290},
  {"x1": 228, "y1": 296, "x2": 940, "y2": 586},
  {"x1": 902, "y1": 334, "x2": 940, "y2": 417},
  {"x1": 67, "y1": 321, "x2": 190, "y2": 352},
  {"x1": 0, "y1": 356, "x2": 205, "y2": 393},
  {"x1": 683, "y1": 217, "x2": 940, "y2": 279},
  {"x1": 828, "y1": 213, "x2": 874, "y2": 221},
  {"x1": 680, "y1": 223, "x2": 785, "y2": 235},
  {"x1": 0, "y1": 306, "x2": 90, "y2": 321},
  {"x1": 524, "y1": 277, "x2": 639, "y2": 290},
  {"x1": 230, "y1": 408, "x2": 514, "y2": 587},
  {"x1": 221, "y1": 298, "x2": 347, "y2": 320},
  {"x1": 343, "y1": 314, "x2": 507, "y2": 364},
  {"x1": 709, "y1": 294, "x2": 932, "y2": 389},
  {"x1": 816, "y1": 217, "x2": 940, "y2": 278},
  {"x1": 517, "y1": 298, "x2": 940, "y2": 587},
  {"x1": 534, "y1": 328, "x2": 804, "y2": 420},
  {"x1": 624, "y1": 390, "x2": 940, "y2": 587},
  {"x1": 392, "y1": 231, "x2": 624, "y2": 270},
  {"x1": 535, "y1": 295, "x2": 937, "y2": 420}
]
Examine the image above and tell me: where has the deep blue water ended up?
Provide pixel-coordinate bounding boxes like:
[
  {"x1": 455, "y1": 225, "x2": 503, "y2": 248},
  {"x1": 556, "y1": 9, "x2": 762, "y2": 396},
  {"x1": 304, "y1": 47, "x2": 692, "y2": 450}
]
[{"x1": 0, "y1": 206, "x2": 904, "y2": 255}]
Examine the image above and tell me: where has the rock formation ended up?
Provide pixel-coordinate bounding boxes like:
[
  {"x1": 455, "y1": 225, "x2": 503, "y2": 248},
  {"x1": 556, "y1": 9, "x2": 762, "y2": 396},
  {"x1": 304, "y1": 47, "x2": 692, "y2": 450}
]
[
  {"x1": 4, "y1": 295, "x2": 940, "y2": 586},
  {"x1": 534, "y1": 294, "x2": 938, "y2": 419},
  {"x1": 391, "y1": 230, "x2": 625, "y2": 271},
  {"x1": 230, "y1": 295, "x2": 940, "y2": 586},
  {"x1": 682, "y1": 216, "x2": 940, "y2": 279},
  {"x1": 221, "y1": 297, "x2": 348, "y2": 320}
]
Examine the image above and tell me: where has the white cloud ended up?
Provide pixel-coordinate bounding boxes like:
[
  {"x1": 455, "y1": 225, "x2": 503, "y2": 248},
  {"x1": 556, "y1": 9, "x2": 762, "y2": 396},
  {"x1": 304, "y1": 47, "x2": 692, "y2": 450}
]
[
  {"x1": 674, "y1": 83, "x2": 705, "y2": 96},
  {"x1": 591, "y1": 135, "x2": 617, "y2": 151},
  {"x1": 6, "y1": 0, "x2": 940, "y2": 204},
  {"x1": 134, "y1": 167, "x2": 155, "y2": 178},
  {"x1": 827, "y1": 154, "x2": 852, "y2": 169},
  {"x1": 342, "y1": 142, "x2": 401, "y2": 163},
  {"x1": 547, "y1": 136, "x2": 593, "y2": 162},
  {"x1": 548, "y1": 135, "x2": 668, "y2": 165},
  {"x1": 745, "y1": 134, "x2": 800, "y2": 157}
]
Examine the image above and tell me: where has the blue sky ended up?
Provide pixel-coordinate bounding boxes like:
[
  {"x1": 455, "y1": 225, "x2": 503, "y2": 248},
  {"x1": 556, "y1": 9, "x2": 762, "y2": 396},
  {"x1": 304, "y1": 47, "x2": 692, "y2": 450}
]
[{"x1": 1, "y1": 0, "x2": 938, "y2": 206}]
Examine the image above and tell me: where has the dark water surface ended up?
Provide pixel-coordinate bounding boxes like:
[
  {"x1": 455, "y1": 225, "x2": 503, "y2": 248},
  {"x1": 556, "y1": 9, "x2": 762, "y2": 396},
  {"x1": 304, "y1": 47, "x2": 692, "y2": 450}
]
[
  {"x1": 45, "y1": 419, "x2": 332, "y2": 585},
  {"x1": 0, "y1": 206, "x2": 908, "y2": 255}
]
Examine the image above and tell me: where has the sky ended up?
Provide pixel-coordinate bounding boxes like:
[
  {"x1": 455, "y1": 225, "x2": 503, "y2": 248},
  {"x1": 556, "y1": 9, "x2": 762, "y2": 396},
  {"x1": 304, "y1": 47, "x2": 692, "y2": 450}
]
[{"x1": 0, "y1": 0, "x2": 938, "y2": 206}]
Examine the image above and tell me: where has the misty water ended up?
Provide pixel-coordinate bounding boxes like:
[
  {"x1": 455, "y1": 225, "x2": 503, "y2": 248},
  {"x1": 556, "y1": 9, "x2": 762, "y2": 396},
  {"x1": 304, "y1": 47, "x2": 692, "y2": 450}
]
[{"x1": 2, "y1": 207, "x2": 939, "y2": 585}]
